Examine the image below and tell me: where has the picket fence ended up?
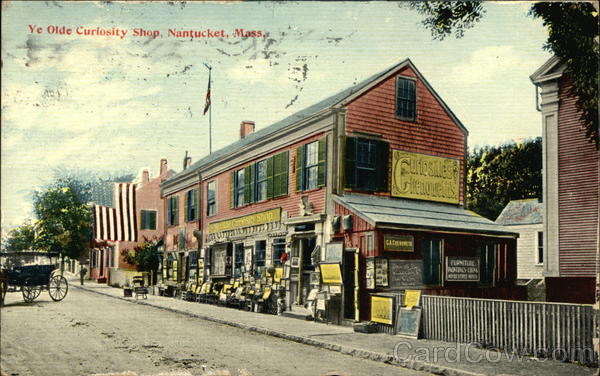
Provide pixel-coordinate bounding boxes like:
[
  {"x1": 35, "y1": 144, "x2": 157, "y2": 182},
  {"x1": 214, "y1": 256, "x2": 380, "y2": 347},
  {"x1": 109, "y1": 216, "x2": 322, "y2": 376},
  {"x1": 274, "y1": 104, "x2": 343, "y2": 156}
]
[{"x1": 420, "y1": 295, "x2": 598, "y2": 365}]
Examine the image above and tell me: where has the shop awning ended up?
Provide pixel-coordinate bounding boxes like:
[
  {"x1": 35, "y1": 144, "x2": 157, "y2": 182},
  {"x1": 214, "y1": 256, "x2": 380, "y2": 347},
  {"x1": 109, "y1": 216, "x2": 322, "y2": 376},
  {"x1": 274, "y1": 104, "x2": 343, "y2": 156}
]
[{"x1": 333, "y1": 194, "x2": 517, "y2": 237}]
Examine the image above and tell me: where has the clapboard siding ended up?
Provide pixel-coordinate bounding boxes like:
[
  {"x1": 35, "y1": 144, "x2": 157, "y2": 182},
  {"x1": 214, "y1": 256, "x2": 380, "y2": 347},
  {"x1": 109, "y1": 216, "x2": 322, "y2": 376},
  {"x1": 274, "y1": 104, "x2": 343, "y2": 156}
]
[
  {"x1": 345, "y1": 65, "x2": 466, "y2": 205},
  {"x1": 557, "y1": 77, "x2": 599, "y2": 277},
  {"x1": 505, "y1": 223, "x2": 544, "y2": 279}
]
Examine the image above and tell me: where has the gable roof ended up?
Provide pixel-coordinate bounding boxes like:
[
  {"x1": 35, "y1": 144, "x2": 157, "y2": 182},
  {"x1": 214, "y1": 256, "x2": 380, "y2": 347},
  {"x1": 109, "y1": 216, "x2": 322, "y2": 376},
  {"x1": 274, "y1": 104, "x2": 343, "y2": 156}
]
[
  {"x1": 164, "y1": 58, "x2": 468, "y2": 186},
  {"x1": 530, "y1": 55, "x2": 565, "y2": 84},
  {"x1": 334, "y1": 193, "x2": 516, "y2": 237},
  {"x1": 495, "y1": 199, "x2": 543, "y2": 226}
]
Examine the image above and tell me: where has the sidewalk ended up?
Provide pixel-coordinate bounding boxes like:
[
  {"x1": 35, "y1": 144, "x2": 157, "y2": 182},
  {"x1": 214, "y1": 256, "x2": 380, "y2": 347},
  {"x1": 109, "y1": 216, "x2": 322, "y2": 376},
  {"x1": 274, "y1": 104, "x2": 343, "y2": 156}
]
[{"x1": 72, "y1": 279, "x2": 595, "y2": 376}]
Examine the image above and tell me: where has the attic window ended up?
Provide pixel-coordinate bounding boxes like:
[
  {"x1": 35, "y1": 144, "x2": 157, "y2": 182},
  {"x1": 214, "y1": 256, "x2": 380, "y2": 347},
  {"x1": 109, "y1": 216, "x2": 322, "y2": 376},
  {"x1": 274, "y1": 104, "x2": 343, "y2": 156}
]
[{"x1": 396, "y1": 76, "x2": 416, "y2": 121}]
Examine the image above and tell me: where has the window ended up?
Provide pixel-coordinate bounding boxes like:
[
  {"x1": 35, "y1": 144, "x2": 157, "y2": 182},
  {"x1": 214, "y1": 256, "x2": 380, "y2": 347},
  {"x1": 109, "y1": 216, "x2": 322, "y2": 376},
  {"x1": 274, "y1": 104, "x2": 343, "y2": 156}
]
[
  {"x1": 396, "y1": 77, "x2": 416, "y2": 121},
  {"x1": 234, "y1": 243, "x2": 244, "y2": 278},
  {"x1": 422, "y1": 239, "x2": 442, "y2": 285},
  {"x1": 345, "y1": 137, "x2": 389, "y2": 192},
  {"x1": 272, "y1": 238, "x2": 286, "y2": 265},
  {"x1": 167, "y1": 196, "x2": 179, "y2": 226},
  {"x1": 140, "y1": 210, "x2": 157, "y2": 230},
  {"x1": 255, "y1": 160, "x2": 268, "y2": 202},
  {"x1": 211, "y1": 246, "x2": 227, "y2": 276},
  {"x1": 185, "y1": 188, "x2": 198, "y2": 222},
  {"x1": 537, "y1": 231, "x2": 544, "y2": 264},
  {"x1": 233, "y1": 168, "x2": 245, "y2": 207},
  {"x1": 296, "y1": 138, "x2": 326, "y2": 192},
  {"x1": 255, "y1": 240, "x2": 266, "y2": 278},
  {"x1": 207, "y1": 181, "x2": 216, "y2": 216}
]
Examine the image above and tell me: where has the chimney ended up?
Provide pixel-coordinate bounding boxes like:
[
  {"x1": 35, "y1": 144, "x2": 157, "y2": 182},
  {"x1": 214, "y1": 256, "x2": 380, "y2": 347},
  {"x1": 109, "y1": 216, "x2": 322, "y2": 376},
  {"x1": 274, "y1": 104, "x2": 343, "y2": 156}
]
[
  {"x1": 240, "y1": 121, "x2": 255, "y2": 139},
  {"x1": 142, "y1": 169, "x2": 150, "y2": 184},
  {"x1": 183, "y1": 151, "x2": 192, "y2": 170},
  {"x1": 159, "y1": 158, "x2": 168, "y2": 177}
]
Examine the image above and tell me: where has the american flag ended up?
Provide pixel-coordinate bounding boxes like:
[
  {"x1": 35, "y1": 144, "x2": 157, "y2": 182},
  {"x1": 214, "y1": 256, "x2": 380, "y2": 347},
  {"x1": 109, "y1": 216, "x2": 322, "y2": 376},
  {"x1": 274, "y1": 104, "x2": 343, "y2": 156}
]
[
  {"x1": 203, "y1": 71, "x2": 211, "y2": 115},
  {"x1": 93, "y1": 183, "x2": 137, "y2": 242}
]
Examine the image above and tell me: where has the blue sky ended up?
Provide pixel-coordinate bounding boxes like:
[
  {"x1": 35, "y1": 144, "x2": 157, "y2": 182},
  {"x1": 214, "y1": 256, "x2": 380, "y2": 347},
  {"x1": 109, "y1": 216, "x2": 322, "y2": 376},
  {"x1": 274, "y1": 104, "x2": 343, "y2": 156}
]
[{"x1": 1, "y1": 1, "x2": 551, "y2": 231}]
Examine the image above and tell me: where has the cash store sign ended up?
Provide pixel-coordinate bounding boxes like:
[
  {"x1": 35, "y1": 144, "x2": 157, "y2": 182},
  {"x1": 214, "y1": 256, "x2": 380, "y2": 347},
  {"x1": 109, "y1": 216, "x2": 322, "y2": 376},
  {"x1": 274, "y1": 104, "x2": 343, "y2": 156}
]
[{"x1": 391, "y1": 150, "x2": 460, "y2": 204}]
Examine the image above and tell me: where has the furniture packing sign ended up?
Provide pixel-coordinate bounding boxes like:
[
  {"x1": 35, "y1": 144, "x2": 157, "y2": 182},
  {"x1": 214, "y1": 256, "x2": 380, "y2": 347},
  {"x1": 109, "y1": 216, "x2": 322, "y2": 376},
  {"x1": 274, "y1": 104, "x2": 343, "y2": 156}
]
[
  {"x1": 391, "y1": 150, "x2": 460, "y2": 204},
  {"x1": 445, "y1": 257, "x2": 480, "y2": 282},
  {"x1": 371, "y1": 295, "x2": 394, "y2": 325},
  {"x1": 383, "y1": 234, "x2": 414, "y2": 252}
]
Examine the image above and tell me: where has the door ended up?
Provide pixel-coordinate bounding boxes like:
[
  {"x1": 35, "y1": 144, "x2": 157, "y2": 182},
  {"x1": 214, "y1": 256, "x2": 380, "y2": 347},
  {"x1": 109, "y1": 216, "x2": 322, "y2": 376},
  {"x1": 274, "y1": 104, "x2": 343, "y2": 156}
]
[{"x1": 343, "y1": 249, "x2": 356, "y2": 320}]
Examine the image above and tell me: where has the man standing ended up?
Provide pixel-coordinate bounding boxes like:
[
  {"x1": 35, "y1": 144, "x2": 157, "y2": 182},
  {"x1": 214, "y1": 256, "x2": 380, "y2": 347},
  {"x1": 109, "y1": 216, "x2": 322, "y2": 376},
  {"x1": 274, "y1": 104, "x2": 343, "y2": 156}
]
[{"x1": 79, "y1": 265, "x2": 87, "y2": 285}]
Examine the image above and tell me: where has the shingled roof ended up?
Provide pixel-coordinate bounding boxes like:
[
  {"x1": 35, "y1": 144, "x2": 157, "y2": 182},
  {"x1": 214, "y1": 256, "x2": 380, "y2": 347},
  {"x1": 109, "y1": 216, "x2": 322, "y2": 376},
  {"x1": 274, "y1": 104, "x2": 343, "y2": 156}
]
[
  {"x1": 495, "y1": 199, "x2": 543, "y2": 226},
  {"x1": 163, "y1": 58, "x2": 467, "y2": 186}
]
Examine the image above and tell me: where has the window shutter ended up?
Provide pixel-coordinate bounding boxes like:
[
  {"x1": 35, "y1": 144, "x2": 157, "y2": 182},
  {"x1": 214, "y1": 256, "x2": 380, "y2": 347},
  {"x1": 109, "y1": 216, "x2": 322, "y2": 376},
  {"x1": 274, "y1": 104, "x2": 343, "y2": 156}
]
[
  {"x1": 295, "y1": 145, "x2": 304, "y2": 192},
  {"x1": 229, "y1": 171, "x2": 235, "y2": 208},
  {"x1": 345, "y1": 137, "x2": 356, "y2": 189},
  {"x1": 279, "y1": 151, "x2": 289, "y2": 196},
  {"x1": 141, "y1": 211, "x2": 147, "y2": 230},
  {"x1": 266, "y1": 155, "x2": 274, "y2": 199},
  {"x1": 174, "y1": 196, "x2": 179, "y2": 225},
  {"x1": 150, "y1": 211, "x2": 156, "y2": 230},
  {"x1": 167, "y1": 199, "x2": 172, "y2": 226},
  {"x1": 422, "y1": 239, "x2": 441, "y2": 285},
  {"x1": 184, "y1": 191, "x2": 189, "y2": 222},
  {"x1": 317, "y1": 136, "x2": 327, "y2": 187},
  {"x1": 376, "y1": 140, "x2": 389, "y2": 192},
  {"x1": 244, "y1": 165, "x2": 254, "y2": 204}
]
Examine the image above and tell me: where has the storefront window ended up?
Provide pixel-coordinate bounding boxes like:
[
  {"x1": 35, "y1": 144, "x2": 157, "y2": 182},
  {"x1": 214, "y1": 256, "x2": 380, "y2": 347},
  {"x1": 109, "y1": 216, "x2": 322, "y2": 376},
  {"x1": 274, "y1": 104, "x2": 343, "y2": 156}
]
[
  {"x1": 272, "y1": 238, "x2": 286, "y2": 265},
  {"x1": 234, "y1": 243, "x2": 244, "y2": 278},
  {"x1": 255, "y1": 240, "x2": 266, "y2": 278},
  {"x1": 212, "y1": 246, "x2": 227, "y2": 276}
]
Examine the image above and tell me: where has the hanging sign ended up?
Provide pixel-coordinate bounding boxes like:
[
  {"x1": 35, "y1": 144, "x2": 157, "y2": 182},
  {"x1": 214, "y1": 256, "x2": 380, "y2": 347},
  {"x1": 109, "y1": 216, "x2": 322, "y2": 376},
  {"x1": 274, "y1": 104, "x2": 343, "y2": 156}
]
[
  {"x1": 391, "y1": 150, "x2": 460, "y2": 204},
  {"x1": 320, "y1": 263, "x2": 343, "y2": 285}
]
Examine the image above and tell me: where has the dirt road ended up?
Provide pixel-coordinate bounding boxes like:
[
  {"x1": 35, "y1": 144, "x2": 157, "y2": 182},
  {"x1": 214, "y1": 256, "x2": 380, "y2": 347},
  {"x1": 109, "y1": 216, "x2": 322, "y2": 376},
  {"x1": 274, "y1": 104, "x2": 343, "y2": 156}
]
[{"x1": 0, "y1": 287, "x2": 426, "y2": 376}]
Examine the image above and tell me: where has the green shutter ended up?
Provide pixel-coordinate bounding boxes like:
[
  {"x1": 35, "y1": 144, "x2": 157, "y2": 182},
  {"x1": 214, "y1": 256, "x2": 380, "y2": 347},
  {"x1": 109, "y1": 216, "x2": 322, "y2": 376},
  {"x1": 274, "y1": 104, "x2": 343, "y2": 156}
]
[
  {"x1": 422, "y1": 239, "x2": 441, "y2": 285},
  {"x1": 317, "y1": 137, "x2": 327, "y2": 187},
  {"x1": 229, "y1": 171, "x2": 235, "y2": 208},
  {"x1": 244, "y1": 165, "x2": 254, "y2": 204},
  {"x1": 149, "y1": 211, "x2": 156, "y2": 230},
  {"x1": 184, "y1": 191, "x2": 189, "y2": 222},
  {"x1": 344, "y1": 137, "x2": 356, "y2": 189},
  {"x1": 376, "y1": 140, "x2": 390, "y2": 192},
  {"x1": 167, "y1": 199, "x2": 172, "y2": 226},
  {"x1": 266, "y1": 155, "x2": 274, "y2": 199},
  {"x1": 174, "y1": 196, "x2": 179, "y2": 225},
  {"x1": 141, "y1": 211, "x2": 147, "y2": 230},
  {"x1": 480, "y1": 243, "x2": 496, "y2": 285},
  {"x1": 279, "y1": 151, "x2": 289, "y2": 196},
  {"x1": 295, "y1": 145, "x2": 304, "y2": 192}
]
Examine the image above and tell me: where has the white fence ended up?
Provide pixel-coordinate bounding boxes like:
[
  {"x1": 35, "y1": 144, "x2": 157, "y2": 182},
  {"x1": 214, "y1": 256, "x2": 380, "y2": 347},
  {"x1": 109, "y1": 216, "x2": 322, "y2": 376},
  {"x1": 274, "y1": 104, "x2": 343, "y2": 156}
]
[{"x1": 421, "y1": 295, "x2": 598, "y2": 365}]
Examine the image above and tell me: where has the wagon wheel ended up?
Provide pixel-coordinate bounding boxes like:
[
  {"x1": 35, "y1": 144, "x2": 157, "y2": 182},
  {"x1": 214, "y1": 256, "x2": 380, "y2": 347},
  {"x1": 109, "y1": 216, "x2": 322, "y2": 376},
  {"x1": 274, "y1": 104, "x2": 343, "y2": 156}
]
[
  {"x1": 48, "y1": 275, "x2": 68, "y2": 301},
  {"x1": 22, "y1": 278, "x2": 42, "y2": 303}
]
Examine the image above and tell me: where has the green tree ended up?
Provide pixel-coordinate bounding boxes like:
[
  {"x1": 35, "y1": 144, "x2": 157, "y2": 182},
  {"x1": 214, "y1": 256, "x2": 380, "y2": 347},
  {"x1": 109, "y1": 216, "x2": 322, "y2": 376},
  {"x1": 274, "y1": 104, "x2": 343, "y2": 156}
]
[
  {"x1": 409, "y1": 1, "x2": 599, "y2": 147},
  {"x1": 466, "y1": 138, "x2": 542, "y2": 220},
  {"x1": 33, "y1": 177, "x2": 93, "y2": 266},
  {"x1": 122, "y1": 238, "x2": 161, "y2": 284},
  {"x1": 1, "y1": 222, "x2": 36, "y2": 252}
]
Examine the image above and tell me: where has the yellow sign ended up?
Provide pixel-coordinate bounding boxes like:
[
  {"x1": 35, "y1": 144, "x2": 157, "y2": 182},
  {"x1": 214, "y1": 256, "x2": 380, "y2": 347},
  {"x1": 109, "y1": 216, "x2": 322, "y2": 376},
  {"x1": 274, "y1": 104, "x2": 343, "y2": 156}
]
[
  {"x1": 320, "y1": 263, "x2": 342, "y2": 285},
  {"x1": 207, "y1": 208, "x2": 281, "y2": 233},
  {"x1": 371, "y1": 295, "x2": 393, "y2": 325},
  {"x1": 384, "y1": 235, "x2": 414, "y2": 252},
  {"x1": 404, "y1": 290, "x2": 421, "y2": 309},
  {"x1": 391, "y1": 150, "x2": 460, "y2": 204},
  {"x1": 274, "y1": 267, "x2": 283, "y2": 283}
]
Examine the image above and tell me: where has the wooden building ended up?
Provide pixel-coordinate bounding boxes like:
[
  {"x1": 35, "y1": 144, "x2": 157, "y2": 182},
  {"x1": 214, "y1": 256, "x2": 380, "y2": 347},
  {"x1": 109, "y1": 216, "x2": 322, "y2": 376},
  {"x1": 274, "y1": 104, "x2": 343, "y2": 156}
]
[
  {"x1": 160, "y1": 58, "x2": 522, "y2": 323},
  {"x1": 530, "y1": 56, "x2": 600, "y2": 304}
]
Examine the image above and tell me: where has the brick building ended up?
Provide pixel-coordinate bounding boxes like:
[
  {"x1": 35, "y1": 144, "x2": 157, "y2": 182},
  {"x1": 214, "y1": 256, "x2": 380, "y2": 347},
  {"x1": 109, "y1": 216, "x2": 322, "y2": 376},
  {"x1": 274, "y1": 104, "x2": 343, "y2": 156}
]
[
  {"x1": 160, "y1": 58, "x2": 522, "y2": 323},
  {"x1": 530, "y1": 56, "x2": 600, "y2": 304}
]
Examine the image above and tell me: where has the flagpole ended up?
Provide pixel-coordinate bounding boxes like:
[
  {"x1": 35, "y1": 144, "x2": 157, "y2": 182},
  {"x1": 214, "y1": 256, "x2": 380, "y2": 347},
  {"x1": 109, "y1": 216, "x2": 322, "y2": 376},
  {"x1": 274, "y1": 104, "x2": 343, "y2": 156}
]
[{"x1": 203, "y1": 63, "x2": 212, "y2": 154}]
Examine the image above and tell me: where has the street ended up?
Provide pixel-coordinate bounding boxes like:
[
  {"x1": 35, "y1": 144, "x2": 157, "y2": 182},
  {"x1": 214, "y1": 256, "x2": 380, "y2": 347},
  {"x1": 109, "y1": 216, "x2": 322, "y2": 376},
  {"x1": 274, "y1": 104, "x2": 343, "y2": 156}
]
[{"x1": 0, "y1": 285, "x2": 426, "y2": 376}]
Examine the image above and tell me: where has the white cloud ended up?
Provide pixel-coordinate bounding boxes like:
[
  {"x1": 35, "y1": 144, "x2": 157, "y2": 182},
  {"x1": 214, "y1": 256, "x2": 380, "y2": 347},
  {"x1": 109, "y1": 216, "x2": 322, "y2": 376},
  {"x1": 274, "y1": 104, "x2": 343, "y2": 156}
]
[{"x1": 450, "y1": 46, "x2": 525, "y2": 85}]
